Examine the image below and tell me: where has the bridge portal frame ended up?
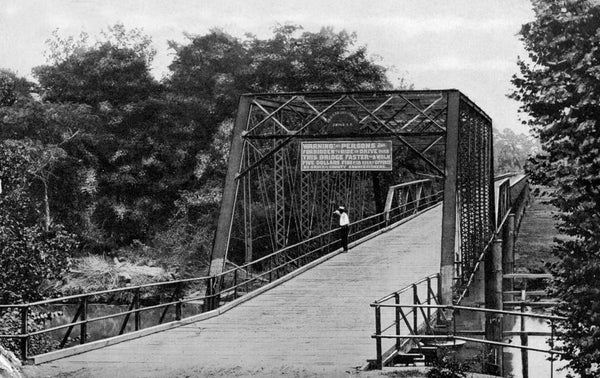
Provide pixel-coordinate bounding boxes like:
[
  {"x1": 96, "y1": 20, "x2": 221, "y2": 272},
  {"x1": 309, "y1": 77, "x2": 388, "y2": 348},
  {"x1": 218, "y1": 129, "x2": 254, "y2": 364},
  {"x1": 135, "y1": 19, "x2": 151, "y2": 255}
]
[{"x1": 209, "y1": 90, "x2": 495, "y2": 304}]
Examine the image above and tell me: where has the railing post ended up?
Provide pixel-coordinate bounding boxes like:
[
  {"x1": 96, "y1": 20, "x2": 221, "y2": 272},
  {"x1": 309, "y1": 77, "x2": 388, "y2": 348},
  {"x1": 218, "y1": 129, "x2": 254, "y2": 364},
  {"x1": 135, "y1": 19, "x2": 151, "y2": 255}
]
[
  {"x1": 436, "y1": 273, "x2": 442, "y2": 324},
  {"x1": 80, "y1": 296, "x2": 88, "y2": 344},
  {"x1": 245, "y1": 268, "x2": 249, "y2": 294},
  {"x1": 426, "y1": 278, "x2": 432, "y2": 324},
  {"x1": 502, "y1": 214, "x2": 516, "y2": 294},
  {"x1": 375, "y1": 305, "x2": 382, "y2": 369},
  {"x1": 412, "y1": 284, "x2": 418, "y2": 333},
  {"x1": 550, "y1": 319, "x2": 555, "y2": 378},
  {"x1": 520, "y1": 299, "x2": 529, "y2": 378},
  {"x1": 175, "y1": 283, "x2": 182, "y2": 321},
  {"x1": 484, "y1": 238, "x2": 504, "y2": 376},
  {"x1": 233, "y1": 269, "x2": 238, "y2": 299},
  {"x1": 204, "y1": 276, "x2": 214, "y2": 312},
  {"x1": 394, "y1": 293, "x2": 401, "y2": 352},
  {"x1": 20, "y1": 306, "x2": 29, "y2": 360},
  {"x1": 134, "y1": 288, "x2": 141, "y2": 331}
]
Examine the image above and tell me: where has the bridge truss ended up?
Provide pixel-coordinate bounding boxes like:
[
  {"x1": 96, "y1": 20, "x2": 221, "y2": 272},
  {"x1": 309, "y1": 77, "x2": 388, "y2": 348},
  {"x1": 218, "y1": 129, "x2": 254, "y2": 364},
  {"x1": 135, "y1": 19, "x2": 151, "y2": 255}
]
[{"x1": 210, "y1": 90, "x2": 494, "y2": 303}]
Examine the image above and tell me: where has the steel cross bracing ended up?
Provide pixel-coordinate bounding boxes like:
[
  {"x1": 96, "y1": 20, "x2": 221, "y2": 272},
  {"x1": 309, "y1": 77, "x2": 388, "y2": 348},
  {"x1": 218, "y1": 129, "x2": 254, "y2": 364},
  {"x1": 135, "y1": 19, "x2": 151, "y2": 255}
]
[{"x1": 210, "y1": 90, "x2": 494, "y2": 302}]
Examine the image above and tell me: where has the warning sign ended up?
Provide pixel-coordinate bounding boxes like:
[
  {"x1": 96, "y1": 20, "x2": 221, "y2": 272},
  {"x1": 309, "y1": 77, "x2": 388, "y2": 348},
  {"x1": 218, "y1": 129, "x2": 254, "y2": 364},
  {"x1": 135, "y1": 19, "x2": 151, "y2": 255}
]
[{"x1": 300, "y1": 140, "x2": 393, "y2": 171}]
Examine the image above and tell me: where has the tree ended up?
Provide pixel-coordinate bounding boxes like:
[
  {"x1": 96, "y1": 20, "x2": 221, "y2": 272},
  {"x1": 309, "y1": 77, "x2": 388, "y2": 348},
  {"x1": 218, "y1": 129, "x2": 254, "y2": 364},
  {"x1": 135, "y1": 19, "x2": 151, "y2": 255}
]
[
  {"x1": 0, "y1": 140, "x2": 78, "y2": 303},
  {"x1": 493, "y1": 128, "x2": 539, "y2": 174},
  {"x1": 246, "y1": 25, "x2": 390, "y2": 92},
  {"x1": 511, "y1": 1, "x2": 600, "y2": 375},
  {"x1": 165, "y1": 25, "x2": 392, "y2": 265},
  {"x1": 34, "y1": 43, "x2": 159, "y2": 106},
  {"x1": 166, "y1": 24, "x2": 391, "y2": 184},
  {"x1": 33, "y1": 26, "x2": 192, "y2": 245},
  {"x1": 0, "y1": 69, "x2": 33, "y2": 106},
  {"x1": 0, "y1": 83, "x2": 100, "y2": 236}
]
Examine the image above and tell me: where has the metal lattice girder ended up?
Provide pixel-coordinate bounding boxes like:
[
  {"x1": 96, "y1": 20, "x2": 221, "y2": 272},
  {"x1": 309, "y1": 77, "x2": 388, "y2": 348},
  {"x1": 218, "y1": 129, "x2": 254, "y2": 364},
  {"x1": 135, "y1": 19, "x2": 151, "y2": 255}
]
[
  {"x1": 209, "y1": 90, "x2": 494, "y2": 300},
  {"x1": 274, "y1": 148, "x2": 286, "y2": 249}
]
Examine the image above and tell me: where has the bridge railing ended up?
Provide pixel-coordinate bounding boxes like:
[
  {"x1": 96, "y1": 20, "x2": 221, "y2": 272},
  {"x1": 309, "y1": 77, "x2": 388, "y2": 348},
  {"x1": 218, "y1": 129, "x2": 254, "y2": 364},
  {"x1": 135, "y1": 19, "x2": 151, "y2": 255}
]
[
  {"x1": 369, "y1": 273, "x2": 441, "y2": 369},
  {"x1": 384, "y1": 179, "x2": 441, "y2": 226},
  {"x1": 454, "y1": 175, "x2": 530, "y2": 301},
  {"x1": 1, "y1": 179, "x2": 443, "y2": 361},
  {"x1": 370, "y1": 301, "x2": 566, "y2": 370}
]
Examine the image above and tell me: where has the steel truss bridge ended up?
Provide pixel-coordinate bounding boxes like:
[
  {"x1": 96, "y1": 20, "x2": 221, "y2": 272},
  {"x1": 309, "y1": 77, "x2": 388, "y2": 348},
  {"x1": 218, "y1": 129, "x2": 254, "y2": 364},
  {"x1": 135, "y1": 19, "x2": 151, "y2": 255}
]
[
  {"x1": 209, "y1": 90, "x2": 494, "y2": 307},
  {"x1": 1, "y1": 90, "x2": 541, "y2": 377}
]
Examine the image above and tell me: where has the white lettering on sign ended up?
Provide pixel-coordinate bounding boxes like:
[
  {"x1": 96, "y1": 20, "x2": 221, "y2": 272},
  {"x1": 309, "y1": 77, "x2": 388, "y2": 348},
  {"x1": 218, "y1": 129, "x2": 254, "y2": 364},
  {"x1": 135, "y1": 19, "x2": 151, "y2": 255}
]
[{"x1": 300, "y1": 140, "x2": 393, "y2": 171}]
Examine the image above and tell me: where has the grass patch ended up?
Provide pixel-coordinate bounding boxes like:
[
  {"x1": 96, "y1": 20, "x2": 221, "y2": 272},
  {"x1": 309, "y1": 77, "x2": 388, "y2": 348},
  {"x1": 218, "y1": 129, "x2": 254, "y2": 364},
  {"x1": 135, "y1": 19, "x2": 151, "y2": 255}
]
[
  {"x1": 514, "y1": 186, "x2": 560, "y2": 273},
  {"x1": 59, "y1": 255, "x2": 173, "y2": 295}
]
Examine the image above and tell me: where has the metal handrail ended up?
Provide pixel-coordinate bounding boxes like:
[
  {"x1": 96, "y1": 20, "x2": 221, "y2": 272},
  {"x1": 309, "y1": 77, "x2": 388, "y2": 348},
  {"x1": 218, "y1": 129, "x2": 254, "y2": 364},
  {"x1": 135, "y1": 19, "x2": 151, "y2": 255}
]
[
  {"x1": 374, "y1": 274, "x2": 440, "y2": 304},
  {"x1": 370, "y1": 273, "x2": 441, "y2": 369},
  {"x1": 371, "y1": 292, "x2": 566, "y2": 369},
  {"x1": 372, "y1": 303, "x2": 567, "y2": 321}
]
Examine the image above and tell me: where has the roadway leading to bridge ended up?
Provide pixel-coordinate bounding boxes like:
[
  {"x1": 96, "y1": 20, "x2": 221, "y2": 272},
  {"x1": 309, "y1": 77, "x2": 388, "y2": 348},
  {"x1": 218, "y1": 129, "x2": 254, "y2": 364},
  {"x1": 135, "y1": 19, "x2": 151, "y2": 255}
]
[{"x1": 26, "y1": 205, "x2": 442, "y2": 378}]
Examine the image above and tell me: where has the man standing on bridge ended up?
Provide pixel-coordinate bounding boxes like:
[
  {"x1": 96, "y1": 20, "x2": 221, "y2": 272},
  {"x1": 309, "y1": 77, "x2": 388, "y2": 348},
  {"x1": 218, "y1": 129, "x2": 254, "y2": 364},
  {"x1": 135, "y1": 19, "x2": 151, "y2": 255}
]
[{"x1": 333, "y1": 206, "x2": 350, "y2": 252}]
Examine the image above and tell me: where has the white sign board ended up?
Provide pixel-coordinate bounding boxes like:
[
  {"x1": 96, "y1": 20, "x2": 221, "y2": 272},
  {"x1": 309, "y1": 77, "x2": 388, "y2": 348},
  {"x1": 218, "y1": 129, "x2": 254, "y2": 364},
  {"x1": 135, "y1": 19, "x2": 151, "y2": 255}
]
[{"x1": 300, "y1": 140, "x2": 393, "y2": 171}]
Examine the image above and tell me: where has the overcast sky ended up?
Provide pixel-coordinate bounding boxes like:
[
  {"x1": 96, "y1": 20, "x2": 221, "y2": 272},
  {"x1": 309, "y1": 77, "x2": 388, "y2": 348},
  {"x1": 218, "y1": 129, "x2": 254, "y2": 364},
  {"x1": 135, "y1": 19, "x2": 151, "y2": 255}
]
[{"x1": 0, "y1": 0, "x2": 534, "y2": 133}]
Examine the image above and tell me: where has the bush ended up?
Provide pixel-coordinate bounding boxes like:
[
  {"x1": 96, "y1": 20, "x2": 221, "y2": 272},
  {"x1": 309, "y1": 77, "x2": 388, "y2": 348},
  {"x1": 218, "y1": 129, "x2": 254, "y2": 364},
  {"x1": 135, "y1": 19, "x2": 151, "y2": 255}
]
[
  {"x1": 0, "y1": 308, "x2": 60, "y2": 358},
  {"x1": 427, "y1": 350, "x2": 470, "y2": 378},
  {"x1": 0, "y1": 222, "x2": 78, "y2": 303}
]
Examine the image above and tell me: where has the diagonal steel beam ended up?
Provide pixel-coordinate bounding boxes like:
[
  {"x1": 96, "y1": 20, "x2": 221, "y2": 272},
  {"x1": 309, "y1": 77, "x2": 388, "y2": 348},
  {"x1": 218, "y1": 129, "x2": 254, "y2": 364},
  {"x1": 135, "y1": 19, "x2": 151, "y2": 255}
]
[
  {"x1": 411, "y1": 106, "x2": 448, "y2": 133},
  {"x1": 251, "y1": 100, "x2": 292, "y2": 134},
  {"x1": 383, "y1": 102, "x2": 411, "y2": 129},
  {"x1": 358, "y1": 94, "x2": 398, "y2": 124},
  {"x1": 421, "y1": 136, "x2": 444, "y2": 155},
  {"x1": 349, "y1": 96, "x2": 445, "y2": 176},
  {"x1": 400, "y1": 95, "x2": 444, "y2": 130},
  {"x1": 398, "y1": 94, "x2": 445, "y2": 131},
  {"x1": 244, "y1": 96, "x2": 299, "y2": 135},
  {"x1": 299, "y1": 96, "x2": 331, "y2": 123},
  {"x1": 236, "y1": 95, "x2": 348, "y2": 179}
]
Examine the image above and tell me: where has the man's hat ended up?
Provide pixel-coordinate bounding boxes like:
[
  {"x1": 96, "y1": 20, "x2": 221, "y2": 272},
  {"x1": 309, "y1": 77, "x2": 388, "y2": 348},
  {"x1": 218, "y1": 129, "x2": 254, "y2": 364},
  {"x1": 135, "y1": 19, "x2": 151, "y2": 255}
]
[{"x1": 338, "y1": 206, "x2": 345, "y2": 211}]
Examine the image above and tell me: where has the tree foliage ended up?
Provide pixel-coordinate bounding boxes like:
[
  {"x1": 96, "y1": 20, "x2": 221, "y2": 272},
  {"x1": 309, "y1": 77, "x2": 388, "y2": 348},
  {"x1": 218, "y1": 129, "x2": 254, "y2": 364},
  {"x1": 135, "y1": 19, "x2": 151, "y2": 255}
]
[
  {"x1": 511, "y1": 0, "x2": 600, "y2": 375},
  {"x1": 167, "y1": 25, "x2": 391, "y2": 118},
  {"x1": 0, "y1": 140, "x2": 78, "y2": 303},
  {"x1": 493, "y1": 127, "x2": 539, "y2": 174},
  {"x1": 1, "y1": 23, "x2": 391, "y2": 279}
]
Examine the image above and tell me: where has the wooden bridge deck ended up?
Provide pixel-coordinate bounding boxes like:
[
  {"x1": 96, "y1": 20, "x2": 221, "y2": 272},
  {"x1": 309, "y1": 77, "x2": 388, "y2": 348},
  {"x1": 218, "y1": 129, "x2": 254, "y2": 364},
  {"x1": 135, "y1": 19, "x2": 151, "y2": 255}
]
[{"x1": 26, "y1": 206, "x2": 442, "y2": 378}]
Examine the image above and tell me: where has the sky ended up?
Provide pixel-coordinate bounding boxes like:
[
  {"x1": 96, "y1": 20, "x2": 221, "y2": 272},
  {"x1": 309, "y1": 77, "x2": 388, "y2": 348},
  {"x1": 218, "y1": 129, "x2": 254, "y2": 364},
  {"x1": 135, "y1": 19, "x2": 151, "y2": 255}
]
[{"x1": 0, "y1": 0, "x2": 534, "y2": 133}]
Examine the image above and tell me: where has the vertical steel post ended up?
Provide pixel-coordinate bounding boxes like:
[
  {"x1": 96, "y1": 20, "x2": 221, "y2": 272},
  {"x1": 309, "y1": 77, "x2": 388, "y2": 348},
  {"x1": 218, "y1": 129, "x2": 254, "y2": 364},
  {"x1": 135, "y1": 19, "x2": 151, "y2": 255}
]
[
  {"x1": 440, "y1": 91, "x2": 460, "y2": 307},
  {"x1": 550, "y1": 320, "x2": 555, "y2": 378},
  {"x1": 394, "y1": 293, "x2": 401, "y2": 352},
  {"x1": 134, "y1": 288, "x2": 141, "y2": 331},
  {"x1": 233, "y1": 269, "x2": 238, "y2": 299},
  {"x1": 209, "y1": 96, "x2": 252, "y2": 276},
  {"x1": 520, "y1": 295, "x2": 529, "y2": 378},
  {"x1": 80, "y1": 296, "x2": 88, "y2": 344},
  {"x1": 412, "y1": 284, "x2": 418, "y2": 333},
  {"x1": 175, "y1": 283, "x2": 182, "y2": 321},
  {"x1": 243, "y1": 150, "x2": 253, "y2": 266},
  {"x1": 426, "y1": 278, "x2": 432, "y2": 323},
  {"x1": 484, "y1": 238, "x2": 504, "y2": 376},
  {"x1": 502, "y1": 214, "x2": 515, "y2": 294},
  {"x1": 20, "y1": 306, "x2": 29, "y2": 360},
  {"x1": 375, "y1": 305, "x2": 382, "y2": 369}
]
